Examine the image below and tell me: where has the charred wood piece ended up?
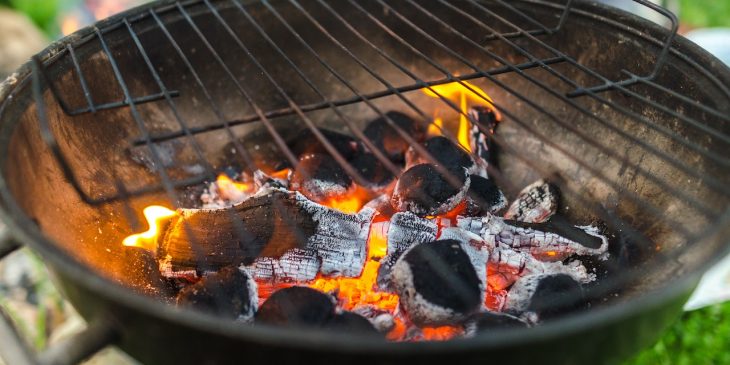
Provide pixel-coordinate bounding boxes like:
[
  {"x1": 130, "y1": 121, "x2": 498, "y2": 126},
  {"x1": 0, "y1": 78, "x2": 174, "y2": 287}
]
[
  {"x1": 290, "y1": 154, "x2": 353, "y2": 203},
  {"x1": 504, "y1": 180, "x2": 559, "y2": 223},
  {"x1": 256, "y1": 286, "x2": 336, "y2": 328},
  {"x1": 377, "y1": 212, "x2": 438, "y2": 291},
  {"x1": 504, "y1": 274, "x2": 586, "y2": 320},
  {"x1": 363, "y1": 111, "x2": 425, "y2": 164},
  {"x1": 392, "y1": 239, "x2": 482, "y2": 326},
  {"x1": 468, "y1": 106, "x2": 500, "y2": 169},
  {"x1": 288, "y1": 128, "x2": 359, "y2": 160},
  {"x1": 465, "y1": 175, "x2": 506, "y2": 215},
  {"x1": 159, "y1": 190, "x2": 375, "y2": 282},
  {"x1": 391, "y1": 164, "x2": 470, "y2": 217},
  {"x1": 176, "y1": 266, "x2": 258, "y2": 320}
]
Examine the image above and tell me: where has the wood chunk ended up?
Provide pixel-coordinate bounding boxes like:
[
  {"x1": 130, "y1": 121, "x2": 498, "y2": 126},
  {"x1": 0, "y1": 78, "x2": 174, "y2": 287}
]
[
  {"x1": 504, "y1": 180, "x2": 559, "y2": 223},
  {"x1": 363, "y1": 111, "x2": 425, "y2": 164},
  {"x1": 377, "y1": 212, "x2": 438, "y2": 290},
  {"x1": 391, "y1": 164, "x2": 470, "y2": 217},
  {"x1": 290, "y1": 154, "x2": 352, "y2": 203},
  {"x1": 392, "y1": 239, "x2": 482, "y2": 326},
  {"x1": 176, "y1": 266, "x2": 258, "y2": 320},
  {"x1": 256, "y1": 286, "x2": 336, "y2": 328},
  {"x1": 159, "y1": 190, "x2": 374, "y2": 281}
]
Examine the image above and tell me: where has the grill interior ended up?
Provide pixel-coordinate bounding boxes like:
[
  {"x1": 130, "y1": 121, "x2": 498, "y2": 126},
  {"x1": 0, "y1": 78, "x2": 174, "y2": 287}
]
[{"x1": 1, "y1": 0, "x2": 729, "y2": 333}]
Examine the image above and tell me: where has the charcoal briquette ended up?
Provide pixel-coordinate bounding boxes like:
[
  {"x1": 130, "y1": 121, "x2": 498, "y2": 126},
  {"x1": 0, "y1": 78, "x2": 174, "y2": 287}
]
[
  {"x1": 406, "y1": 136, "x2": 475, "y2": 175},
  {"x1": 465, "y1": 174, "x2": 506, "y2": 215},
  {"x1": 176, "y1": 266, "x2": 258, "y2": 320},
  {"x1": 505, "y1": 274, "x2": 586, "y2": 320},
  {"x1": 327, "y1": 311, "x2": 380, "y2": 335},
  {"x1": 350, "y1": 153, "x2": 395, "y2": 188},
  {"x1": 256, "y1": 286, "x2": 336, "y2": 328},
  {"x1": 391, "y1": 164, "x2": 470, "y2": 217},
  {"x1": 290, "y1": 154, "x2": 353, "y2": 203},
  {"x1": 392, "y1": 239, "x2": 482, "y2": 326},
  {"x1": 289, "y1": 128, "x2": 359, "y2": 160},
  {"x1": 363, "y1": 111, "x2": 425, "y2": 163}
]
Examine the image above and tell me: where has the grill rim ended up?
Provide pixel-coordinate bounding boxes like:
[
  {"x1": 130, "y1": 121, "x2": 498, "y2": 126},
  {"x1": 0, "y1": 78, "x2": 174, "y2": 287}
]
[{"x1": 0, "y1": 0, "x2": 729, "y2": 355}]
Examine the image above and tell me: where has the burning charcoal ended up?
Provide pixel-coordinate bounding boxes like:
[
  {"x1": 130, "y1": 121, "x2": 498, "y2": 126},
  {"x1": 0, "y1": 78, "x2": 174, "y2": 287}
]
[
  {"x1": 467, "y1": 106, "x2": 499, "y2": 168},
  {"x1": 391, "y1": 164, "x2": 470, "y2": 217},
  {"x1": 504, "y1": 274, "x2": 586, "y2": 320},
  {"x1": 465, "y1": 311, "x2": 528, "y2": 335},
  {"x1": 392, "y1": 239, "x2": 482, "y2": 326},
  {"x1": 363, "y1": 111, "x2": 425, "y2": 163},
  {"x1": 159, "y1": 190, "x2": 375, "y2": 281},
  {"x1": 405, "y1": 136, "x2": 475, "y2": 175},
  {"x1": 290, "y1": 154, "x2": 353, "y2": 204},
  {"x1": 327, "y1": 311, "x2": 380, "y2": 335},
  {"x1": 350, "y1": 153, "x2": 395, "y2": 189},
  {"x1": 256, "y1": 286, "x2": 336, "y2": 328},
  {"x1": 253, "y1": 169, "x2": 290, "y2": 190},
  {"x1": 505, "y1": 216, "x2": 609, "y2": 259},
  {"x1": 377, "y1": 212, "x2": 438, "y2": 291},
  {"x1": 177, "y1": 266, "x2": 258, "y2": 320},
  {"x1": 289, "y1": 128, "x2": 359, "y2": 160},
  {"x1": 121, "y1": 246, "x2": 174, "y2": 298},
  {"x1": 465, "y1": 174, "x2": 506, "y2": 215},
  {"x1": 504, "y1": 180, "x2": 559, "y2": 223}
]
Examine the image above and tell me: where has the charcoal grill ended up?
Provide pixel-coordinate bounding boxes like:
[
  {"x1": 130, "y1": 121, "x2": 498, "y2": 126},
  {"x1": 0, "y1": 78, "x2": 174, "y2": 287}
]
[{"x1": 0, "y1": 0, "x2": 729, "y2": 364}]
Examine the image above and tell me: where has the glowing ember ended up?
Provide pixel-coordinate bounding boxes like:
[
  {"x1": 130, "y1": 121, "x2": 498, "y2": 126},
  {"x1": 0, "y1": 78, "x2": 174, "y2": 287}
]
[
  {"x1": 122, "y1": 205, "x2": 177, "y2": 252},
  {"x1": 422, "y1": 81, "x2": 498, "y2": 152}
]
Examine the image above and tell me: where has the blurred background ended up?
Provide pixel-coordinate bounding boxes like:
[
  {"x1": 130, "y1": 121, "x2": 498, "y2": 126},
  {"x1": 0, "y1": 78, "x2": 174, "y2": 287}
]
[{"x1": 0, "y1": 0, "x2": 728, "y2": 364}]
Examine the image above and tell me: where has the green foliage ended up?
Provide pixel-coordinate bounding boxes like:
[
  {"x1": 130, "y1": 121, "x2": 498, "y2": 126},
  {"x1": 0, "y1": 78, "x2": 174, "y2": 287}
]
[
  {"x1": 7, "y1": 0, "x2": 62, "y2": 33},
  {"x1": 679, "y1": 0, "x2": 730, "y2": 27},
  {"x1": 625, "y1": 302, "x2": 730, "y2": 365}
]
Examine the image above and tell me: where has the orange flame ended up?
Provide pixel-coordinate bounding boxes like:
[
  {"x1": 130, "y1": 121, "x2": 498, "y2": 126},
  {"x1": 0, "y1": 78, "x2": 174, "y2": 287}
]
[
  {"x1": 122, "y1": 206, "x2": 177, "y2": 252},
  {"x1": 216, "y1": 174, "x2": 253, "y2": 197},
  {"x1": 422, "y1": 81, "x2": 497, "y2": 152}
]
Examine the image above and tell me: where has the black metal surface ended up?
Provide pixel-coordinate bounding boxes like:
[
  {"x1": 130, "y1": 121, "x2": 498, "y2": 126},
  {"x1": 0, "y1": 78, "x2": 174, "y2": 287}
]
[{"x1": 0, "y1": 0, "x2": 728, "y2": 364}]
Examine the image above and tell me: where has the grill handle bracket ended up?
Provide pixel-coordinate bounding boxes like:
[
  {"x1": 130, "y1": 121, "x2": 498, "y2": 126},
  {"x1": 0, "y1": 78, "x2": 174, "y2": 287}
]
[{"x1": 566, "y1": 0, "x2": 679, "y2": 97}]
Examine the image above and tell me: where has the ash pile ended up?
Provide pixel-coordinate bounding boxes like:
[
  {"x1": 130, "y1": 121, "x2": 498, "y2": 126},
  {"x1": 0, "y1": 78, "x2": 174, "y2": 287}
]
[{"x1": 126, "y1": 107, "x2": 610, "y2": 341}]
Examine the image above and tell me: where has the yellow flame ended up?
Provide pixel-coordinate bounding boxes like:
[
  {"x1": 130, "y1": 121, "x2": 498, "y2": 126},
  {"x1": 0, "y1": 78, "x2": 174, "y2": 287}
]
[
  {"x1": 422, "y1": 81, "x2": 497, "y2": 152},
  {"x1": 427, "y1": 117, "x2": 444, "y2": 136},
  {"x1": 122, "y1": 206, "x2": 177, "y2": 251},
  {"x1": 216, "y1": 174, "x2": 252, "y2": 194}
]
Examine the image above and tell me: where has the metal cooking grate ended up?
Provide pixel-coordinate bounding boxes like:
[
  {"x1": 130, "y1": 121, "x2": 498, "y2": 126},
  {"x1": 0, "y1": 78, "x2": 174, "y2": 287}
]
[{"x1": 25, "y1": 0, "x2": 730, "y2": 296}]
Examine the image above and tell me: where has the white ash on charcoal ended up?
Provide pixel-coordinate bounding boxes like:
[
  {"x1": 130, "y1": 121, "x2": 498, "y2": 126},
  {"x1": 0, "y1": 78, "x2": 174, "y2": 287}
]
[
  {"x1": 464, "y1": 311, "x2": 528, "y2": 336},
  {"x1": 391, "y1": 239, "x2": 483, "y2": 326},
  {"x1": 377, "y1": 212, "x2": 438, "y2": 291},
  {"x1": 176, "y1": 266, "x2": 258, "y2": 321},
  {"x1": 352, "y1": 305, "x2": 397, "y2": 333},
  {"x1": 290, "y1": 154, "x2": 353, "y2": 204},
  {"x1": 504, "y1": 179, "x2": 559, "y2": 223},
  {"x1": 288, "y1": 127, "x2": 360, "y2": 160},
  {"x1": 253, "y1": 169, "x2": 290, "y2": 190},
  {"x1": 503, "y1": 274, "x2": 587, "y2": 321},
  {"x1": 363, "y1": 111, "x2": 425, "y2": 164},
  {"x1": 457, "y1": 214, "x2": 609, "y2": 263},
  {"x1": 405, "y1": 136, "x2": 477, "y2": 176},
  {"x1": 158, "y1": 189, "x2": 375, "y2": 282},
  {"x1": 391, "y1": 164, "x2": 471, "y2": 217},
  {"x1": 350, "y1": 153, "x2": 396, "y2": 190},
  {"x1": 467, "y1": 106, "x2": 500, "y2": 170},
  {"x1": 256, "y1": 286, "x2": 336, "y2": 328},
  {"x1": 464, "y1": 174, "x2": 506, "y2": 215}
]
